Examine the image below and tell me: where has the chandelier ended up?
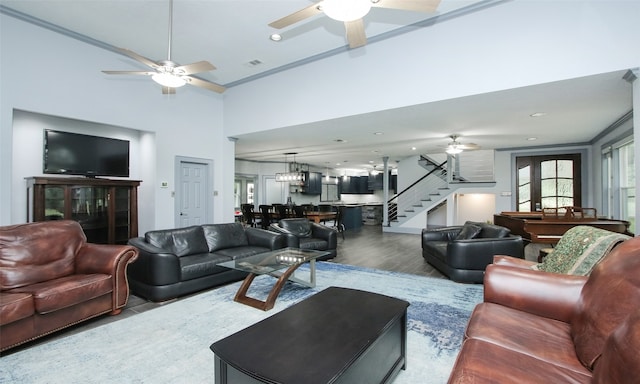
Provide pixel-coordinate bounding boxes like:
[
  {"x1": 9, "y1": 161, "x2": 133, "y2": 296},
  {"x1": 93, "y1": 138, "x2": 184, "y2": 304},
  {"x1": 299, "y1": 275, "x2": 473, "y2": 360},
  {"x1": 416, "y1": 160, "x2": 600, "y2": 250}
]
[{"x1": 275, "y1": 153, "x2": 306, "y2": 183}]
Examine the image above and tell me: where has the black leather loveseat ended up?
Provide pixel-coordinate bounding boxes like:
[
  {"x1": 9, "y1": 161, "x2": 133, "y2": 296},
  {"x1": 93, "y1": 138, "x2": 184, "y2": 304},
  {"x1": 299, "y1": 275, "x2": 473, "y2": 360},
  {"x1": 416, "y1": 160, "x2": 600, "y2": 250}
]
[
  {"x1": 270, "y1": 218, "x2": 337, "y2": 260},
  {"x1": 421, "y1": 221, "x2": 524, "y2": 283},
  {"x1": 128, "y1": 223, "x2": 286, "y2": 301}
]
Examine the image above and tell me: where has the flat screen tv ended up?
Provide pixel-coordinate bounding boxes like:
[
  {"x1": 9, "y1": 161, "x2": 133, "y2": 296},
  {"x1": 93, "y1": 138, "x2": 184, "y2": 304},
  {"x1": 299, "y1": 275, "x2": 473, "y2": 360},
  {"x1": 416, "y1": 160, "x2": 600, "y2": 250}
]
[{"x1": 43, "y1": 130, "x2": 130, "y2": 177}]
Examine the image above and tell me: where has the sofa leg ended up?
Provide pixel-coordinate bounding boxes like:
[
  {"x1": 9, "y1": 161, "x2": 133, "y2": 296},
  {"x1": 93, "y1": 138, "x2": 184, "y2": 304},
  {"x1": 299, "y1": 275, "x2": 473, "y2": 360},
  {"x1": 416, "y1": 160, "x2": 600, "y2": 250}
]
[{"x1": 109, "y1": 308, "x2": 123, "y2": 316}]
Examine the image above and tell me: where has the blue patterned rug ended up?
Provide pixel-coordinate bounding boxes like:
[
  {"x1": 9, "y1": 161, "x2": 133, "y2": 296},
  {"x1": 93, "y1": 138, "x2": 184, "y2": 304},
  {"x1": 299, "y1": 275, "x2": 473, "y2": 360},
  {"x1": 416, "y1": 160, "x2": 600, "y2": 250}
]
[{"x1": 0, "y1": 262, "x2": 483, "y2": 383}]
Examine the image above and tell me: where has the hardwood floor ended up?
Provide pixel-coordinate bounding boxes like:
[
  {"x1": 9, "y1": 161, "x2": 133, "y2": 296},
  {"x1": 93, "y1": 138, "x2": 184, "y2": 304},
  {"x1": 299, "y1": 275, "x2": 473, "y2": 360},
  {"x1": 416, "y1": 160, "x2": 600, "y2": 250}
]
[
  {"x1": 5, "y1": 225, "x2": 443, "y2": 354},
  {"x1": 333, "y1": 224, "x2": 445, "y2": 278}
]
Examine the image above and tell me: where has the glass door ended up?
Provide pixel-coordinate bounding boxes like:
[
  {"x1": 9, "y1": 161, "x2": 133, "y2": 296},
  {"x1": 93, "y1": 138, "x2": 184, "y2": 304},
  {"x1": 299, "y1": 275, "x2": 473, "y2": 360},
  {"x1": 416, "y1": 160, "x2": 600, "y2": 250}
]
[
  {"x1": 113, "y1": 187, "x2": 131, "y2": 244},
  {"x1": 43, "y1": 186, "x2": 66, "y2": 220},
  {"x1": 516, "y1": 154, "x2": 581, "y2": 212},
  {"x1": 71, "y1": 186, "x2": 109, "y2": 243}
]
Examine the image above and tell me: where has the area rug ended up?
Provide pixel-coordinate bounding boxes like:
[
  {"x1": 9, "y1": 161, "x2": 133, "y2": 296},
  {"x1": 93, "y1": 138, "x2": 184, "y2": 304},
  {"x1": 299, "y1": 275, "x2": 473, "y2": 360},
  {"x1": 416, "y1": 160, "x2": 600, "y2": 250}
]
[{"x1": 0, "y1": 262, "x2": 483, "y2": 383}]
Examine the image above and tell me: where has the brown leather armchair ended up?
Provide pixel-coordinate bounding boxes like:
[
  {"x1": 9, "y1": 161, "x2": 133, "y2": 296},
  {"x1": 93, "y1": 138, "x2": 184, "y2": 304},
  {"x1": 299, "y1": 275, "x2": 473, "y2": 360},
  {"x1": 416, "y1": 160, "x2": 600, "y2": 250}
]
[
  {"x1": 0, "y1": 220, "x2": 138, "y2": 352},
  {"x1": 448, "y1": 236, "x2": 640, "y2": 383}
]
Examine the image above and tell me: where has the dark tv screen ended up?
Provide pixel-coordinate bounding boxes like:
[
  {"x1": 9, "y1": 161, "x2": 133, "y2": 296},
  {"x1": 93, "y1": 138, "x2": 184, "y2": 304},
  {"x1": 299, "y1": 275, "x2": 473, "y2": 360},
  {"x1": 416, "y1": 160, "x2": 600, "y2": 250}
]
[{"x1": 43, "y1": 130, "x2": 130, "y2": 177}]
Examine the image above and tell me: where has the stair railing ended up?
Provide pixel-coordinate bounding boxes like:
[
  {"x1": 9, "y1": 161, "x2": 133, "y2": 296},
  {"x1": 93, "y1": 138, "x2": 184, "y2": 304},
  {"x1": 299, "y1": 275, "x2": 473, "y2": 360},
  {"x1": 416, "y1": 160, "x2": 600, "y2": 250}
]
[{"x1": 387, "y1": 159, "x2": 448, "y2": 224}]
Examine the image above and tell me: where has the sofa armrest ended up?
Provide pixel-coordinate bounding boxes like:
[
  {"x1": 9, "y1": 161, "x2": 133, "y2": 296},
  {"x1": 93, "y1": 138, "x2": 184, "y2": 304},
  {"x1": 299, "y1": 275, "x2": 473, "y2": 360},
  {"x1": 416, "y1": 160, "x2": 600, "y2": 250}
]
[
  {"x1": 422, "y1": 227, "x2": 462, "y2": 245},
  {"x1": 484, "y1": 264, "x2": 587, "y2": 323},
  {"x1": 493, "y1": 255, "x2": 537, "y2": 269},
  {"x1": 246, "y1": 227, "x2": 287, "y2": 250},
  {"x1": 75, "y1": 243, "x2": 139, "y2": 309},
  {"x1": 126, "y1": 237, "x2": 181, "y2": 285},
  {"x1": 311, "y1": 223, "x2": 337, "y2": 249}
]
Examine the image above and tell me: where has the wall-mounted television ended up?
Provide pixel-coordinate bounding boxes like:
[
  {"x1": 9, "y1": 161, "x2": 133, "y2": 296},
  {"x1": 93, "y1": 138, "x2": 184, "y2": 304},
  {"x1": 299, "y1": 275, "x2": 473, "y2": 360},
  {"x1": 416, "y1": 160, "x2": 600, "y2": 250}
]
[{"x1": 43, "y1": 130, "x2": 130, "y2": 177}]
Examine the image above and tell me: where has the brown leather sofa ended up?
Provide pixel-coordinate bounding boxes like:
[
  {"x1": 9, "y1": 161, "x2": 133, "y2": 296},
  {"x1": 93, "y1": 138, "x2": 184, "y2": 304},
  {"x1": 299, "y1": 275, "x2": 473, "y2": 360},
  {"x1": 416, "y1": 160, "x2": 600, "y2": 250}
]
[
  {"x1": 0, "y1": 220, "x2": 139, "y2": 352},
  {"x1": 448, "y1": 235, "x2": 640, "y2": 383}
]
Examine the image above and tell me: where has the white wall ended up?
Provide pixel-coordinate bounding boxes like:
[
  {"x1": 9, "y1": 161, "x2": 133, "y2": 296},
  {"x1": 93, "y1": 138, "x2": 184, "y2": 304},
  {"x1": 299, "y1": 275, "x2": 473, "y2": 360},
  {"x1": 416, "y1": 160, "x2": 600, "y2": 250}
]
[
  {"x1": 3, "y1": 0, "x2": 639, "y2": 231},
  {"x1": 1, "y1": 14, "x2": 226, "y2": 231},
  {"x1": 224, "y1": 1, "x2": 640, "y2": 136}
]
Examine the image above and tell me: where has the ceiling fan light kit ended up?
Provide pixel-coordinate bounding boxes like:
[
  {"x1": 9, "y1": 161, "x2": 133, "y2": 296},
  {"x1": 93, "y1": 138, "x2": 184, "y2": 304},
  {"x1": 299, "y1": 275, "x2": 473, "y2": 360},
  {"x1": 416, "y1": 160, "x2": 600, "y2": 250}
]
[
  {"x1": 323, "y1": 0, "x2": 372, "y2": 22},
  {"x1": 101, "y1": 0, "x2": 224, "y2": 94},
  {"x1": 269, "y1": 0, "x2": 442, "y2": 49},
  {"x1": 152, "y1": 72, "x2": 186, "y2": 88}
]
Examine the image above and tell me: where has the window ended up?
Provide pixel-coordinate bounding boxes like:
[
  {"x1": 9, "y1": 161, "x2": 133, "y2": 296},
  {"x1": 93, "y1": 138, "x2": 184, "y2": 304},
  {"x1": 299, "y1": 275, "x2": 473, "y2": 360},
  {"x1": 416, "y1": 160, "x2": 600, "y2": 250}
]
[
  {"x1": 516, "y1": 154, "x2": 582, "y2": 212},
  {"x1": 604, "y1": 138, "x2": 635, "y2": 233}
]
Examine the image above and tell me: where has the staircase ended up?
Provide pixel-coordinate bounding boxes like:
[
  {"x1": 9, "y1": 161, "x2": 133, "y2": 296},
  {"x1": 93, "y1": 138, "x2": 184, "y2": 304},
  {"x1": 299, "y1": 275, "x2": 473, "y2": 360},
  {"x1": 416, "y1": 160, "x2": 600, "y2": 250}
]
[{"x1": 384, "y1": 152, "x2": 495, "y2": 234}]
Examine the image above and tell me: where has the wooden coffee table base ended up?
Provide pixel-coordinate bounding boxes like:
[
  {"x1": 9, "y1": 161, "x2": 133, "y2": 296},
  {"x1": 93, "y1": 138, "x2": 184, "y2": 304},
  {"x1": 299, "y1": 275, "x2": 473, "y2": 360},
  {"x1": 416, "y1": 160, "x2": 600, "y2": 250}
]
[{"x1": 234, "y1": 259, "x2": 316, "y2": 311}]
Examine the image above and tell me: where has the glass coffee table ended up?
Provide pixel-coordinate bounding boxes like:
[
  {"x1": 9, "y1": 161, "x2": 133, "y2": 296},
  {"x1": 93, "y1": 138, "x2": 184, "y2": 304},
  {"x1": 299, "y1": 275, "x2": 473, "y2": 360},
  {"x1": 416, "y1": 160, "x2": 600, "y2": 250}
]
[{"x1": 219, "y1": 247, "x2": 329, "y2": 311}]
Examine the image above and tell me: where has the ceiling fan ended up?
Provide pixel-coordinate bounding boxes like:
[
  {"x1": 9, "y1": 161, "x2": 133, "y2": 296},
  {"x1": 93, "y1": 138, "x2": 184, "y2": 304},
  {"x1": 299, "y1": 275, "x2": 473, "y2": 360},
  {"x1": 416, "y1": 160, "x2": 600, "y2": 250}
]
[
  {"x1": 102, "y1": 0, "x2": 225, "y2": 94},
  {"x1": 269, "y1": 0, "x2": 442, "y2": 49},
  {"x1": 445, "y1": 135, "x2": 480, "y2": 154}
]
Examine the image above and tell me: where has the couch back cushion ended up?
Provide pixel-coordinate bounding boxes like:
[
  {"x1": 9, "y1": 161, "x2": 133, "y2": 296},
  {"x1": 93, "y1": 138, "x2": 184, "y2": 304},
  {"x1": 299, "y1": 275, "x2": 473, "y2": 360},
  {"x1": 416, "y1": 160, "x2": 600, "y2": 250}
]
[
  {"x1": 0, "y1": 220, "x2": 85, "y2": 290},
  {"x1": 570, "y1": 236, "x2": 640, "y2": 369},
  {"x1": 145, "y1": 226, "x2": 208, "y2": 257},
  {"x1": 279, "y1": 219, "x2": 312, "y2": 238},
  {"x1": 202, "y1": 223, "x2": 248, "y2": 252}
]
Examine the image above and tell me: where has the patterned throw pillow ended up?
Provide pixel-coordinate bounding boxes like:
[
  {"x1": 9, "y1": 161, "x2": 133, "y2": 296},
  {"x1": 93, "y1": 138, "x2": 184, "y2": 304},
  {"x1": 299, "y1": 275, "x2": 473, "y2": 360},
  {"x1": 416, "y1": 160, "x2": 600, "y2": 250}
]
[{"x1": 534, "y1": 226, "x2": 630, "y2": 275}]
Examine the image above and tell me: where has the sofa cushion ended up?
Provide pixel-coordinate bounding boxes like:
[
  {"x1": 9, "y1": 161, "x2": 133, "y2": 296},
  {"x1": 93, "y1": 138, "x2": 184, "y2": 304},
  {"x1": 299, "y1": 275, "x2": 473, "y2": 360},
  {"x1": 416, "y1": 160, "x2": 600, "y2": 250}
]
[
  {"x1": 0, "y1": 220, "x2": 85, "y2": 289},
  {"x1": 592, "y1": 308, "x2": 640, "y2": 384},
  {"x1": 299, "y1": 238, "x2": 328, "y2": 251},
  {"x1": 180, "y1": 253, "x2": 233, "y2": 281},
  {"x1": 465, "y1": 303, "x2": 588, "y2": 375},
  {"x1": 0, "y1": 292, "x2": 34, "y2": 325},
  {"x1": 202, "y1": 223, "x2": 249, "y2": 252},
  {"x1": 455, "y1": 223, "x2": 482, "y2": 240},
  {"x1": 213, "y1": 246, "x2": 270, "y2": 260},
  {"x1": 279, "y1": 219, "x2": 312, "y2": 238},
  {"x1": 570, "y1": 237, "x2": 640, "y2": 369},
  {"x1": 146, "y1": 226, "x2": 209, "y2": 257},
  {"x1": 535, "y1": 226, "x2": 629, "y2": 275},
  {"x1": 448, "y1": 338, "x2": 592, "y2": 384},
  {"x1": 9, "y1": 274, "x2": 112, "y2": 314}
]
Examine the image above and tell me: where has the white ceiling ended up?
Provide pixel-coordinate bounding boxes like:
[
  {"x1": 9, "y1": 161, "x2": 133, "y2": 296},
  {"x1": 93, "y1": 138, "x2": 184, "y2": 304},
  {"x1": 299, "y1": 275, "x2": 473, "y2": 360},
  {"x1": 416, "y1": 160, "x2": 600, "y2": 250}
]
[{"x1": 1, "y1": 0, "x2": 634, "y2": 172}]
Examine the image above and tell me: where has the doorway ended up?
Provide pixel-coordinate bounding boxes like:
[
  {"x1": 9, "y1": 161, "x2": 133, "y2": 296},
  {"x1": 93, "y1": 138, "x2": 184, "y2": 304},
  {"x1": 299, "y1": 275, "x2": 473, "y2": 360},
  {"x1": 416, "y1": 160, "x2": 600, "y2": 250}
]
[
  {"x1": 516, "y1": 154, "x2": 582, "y2": 212},
  {"x1": 175, "y1": 157, "x2": 213, "y2": 226}
]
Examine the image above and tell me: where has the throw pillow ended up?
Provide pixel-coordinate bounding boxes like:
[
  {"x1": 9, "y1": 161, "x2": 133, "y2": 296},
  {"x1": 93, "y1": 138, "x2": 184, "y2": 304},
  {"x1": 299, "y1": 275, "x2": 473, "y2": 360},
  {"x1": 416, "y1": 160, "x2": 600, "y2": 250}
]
[
  {"x1": 455, "y1": 223, "x2": 482, "y2": 240},
  {"x1": 534, "y1": 226, "x2": 630, "y2": 275}
]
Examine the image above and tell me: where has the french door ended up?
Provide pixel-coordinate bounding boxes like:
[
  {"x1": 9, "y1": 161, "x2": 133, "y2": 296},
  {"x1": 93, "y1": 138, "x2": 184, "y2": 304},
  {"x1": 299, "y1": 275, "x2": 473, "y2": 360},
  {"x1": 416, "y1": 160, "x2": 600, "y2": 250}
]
[{"x1": 516, "y1": 154, "x2": 582, "y2": 212}]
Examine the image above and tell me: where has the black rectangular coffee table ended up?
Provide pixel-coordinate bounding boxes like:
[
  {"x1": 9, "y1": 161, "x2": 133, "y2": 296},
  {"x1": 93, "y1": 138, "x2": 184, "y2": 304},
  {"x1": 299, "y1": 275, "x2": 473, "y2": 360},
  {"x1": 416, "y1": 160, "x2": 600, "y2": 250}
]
[{"x1": 210, "y1": 287, "x2": 410, "y2": 384}]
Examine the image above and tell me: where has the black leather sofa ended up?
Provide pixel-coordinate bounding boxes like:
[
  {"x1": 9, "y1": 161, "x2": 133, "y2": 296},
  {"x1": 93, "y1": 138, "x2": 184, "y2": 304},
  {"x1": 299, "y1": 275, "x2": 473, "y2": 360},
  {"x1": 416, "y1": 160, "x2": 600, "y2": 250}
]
[
  {"x1": 421, "y1": 221, "x2": 524, "y2": 283},
  {"x1": 270, "y1": 218, "x2": 337, "y2": 260},
  {"x1": 128, "y1": 223, "x2": 286, "y2": 301}
]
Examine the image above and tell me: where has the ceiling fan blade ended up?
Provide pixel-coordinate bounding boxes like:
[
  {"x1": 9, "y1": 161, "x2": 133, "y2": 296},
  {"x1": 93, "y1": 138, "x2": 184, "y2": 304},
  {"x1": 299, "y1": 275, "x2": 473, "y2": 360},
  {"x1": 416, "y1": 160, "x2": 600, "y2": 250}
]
[
  {"x1": 459, "y1": 143, "x2": 480, "y2": 150},
  {"x1": 115, "y1": 48, "x2": 159, "y2": 69},
  {"x1": 345, "y1": 19, "x2": 367, "y2": 49},
  {"x1": 184, "y1": 76, "x2": 226, "y2": 94},
  {"x1": 268, "y1": 2, "x2": 323, "y2": 29},
  {"x1": 175, "y1": 61, "x2": 216, "y2": 75},
  {"x1": 372, "y1": 0, "x2": 441, "y2": 13},
  {"x1": 102, "y1": 70, "x2": 154, "y2": 76},
  {"x1": 162, "y1": 86, "x2": 176, "y2": 95}
]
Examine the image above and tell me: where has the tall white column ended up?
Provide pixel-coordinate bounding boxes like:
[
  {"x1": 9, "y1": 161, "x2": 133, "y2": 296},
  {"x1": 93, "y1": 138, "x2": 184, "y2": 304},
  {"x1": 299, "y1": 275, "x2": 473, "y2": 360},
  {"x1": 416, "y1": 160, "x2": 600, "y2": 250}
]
[
  {"x1": 383, "y1": 156, "x2": 389, "y2": 226},
  {"x1": 624, "y1": 68, "x2": 639, "y2": 236}
]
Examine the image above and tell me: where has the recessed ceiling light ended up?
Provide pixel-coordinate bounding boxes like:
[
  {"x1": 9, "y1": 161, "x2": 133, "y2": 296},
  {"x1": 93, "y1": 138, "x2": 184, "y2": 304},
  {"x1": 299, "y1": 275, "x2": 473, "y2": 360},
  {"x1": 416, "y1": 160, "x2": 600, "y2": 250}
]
[
  {"x1": 527, "y1": 137, "x2": 538, "y2": 141},
  {"x1": 334, "y1": 139, "x2": 347, "y2": 143},
  {"x1": 368, "y1": 160, "x2": 374, "y2": 163},
  {"x1": 530, "y1": 112, "x2": 546, "y2": 117},
  {"x1": 374, "y1": 132, "x2": 383, "y2": 135},
  {"x1": 270, "y1": 34, "x2": 282, "y2": 42},
  {"x1": 411, "y1": 147, "x2": 417, "y2": 151}
]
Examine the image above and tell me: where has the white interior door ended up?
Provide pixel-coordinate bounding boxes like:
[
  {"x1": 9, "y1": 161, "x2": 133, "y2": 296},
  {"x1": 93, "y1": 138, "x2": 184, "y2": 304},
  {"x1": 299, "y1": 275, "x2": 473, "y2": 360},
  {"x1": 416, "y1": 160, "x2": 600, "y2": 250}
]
[{"x1": 176, "y1": 159, "x2": 210, "y2": 226}]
